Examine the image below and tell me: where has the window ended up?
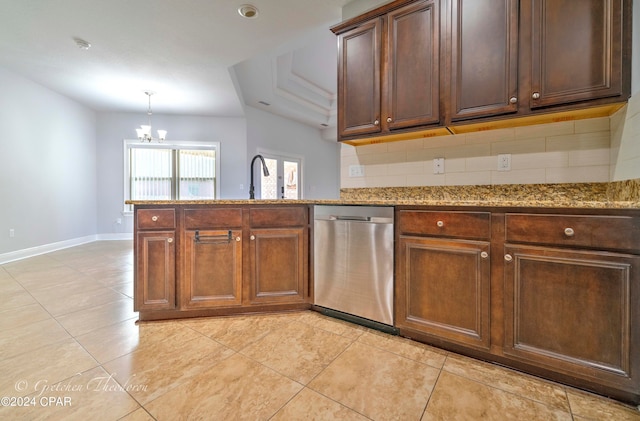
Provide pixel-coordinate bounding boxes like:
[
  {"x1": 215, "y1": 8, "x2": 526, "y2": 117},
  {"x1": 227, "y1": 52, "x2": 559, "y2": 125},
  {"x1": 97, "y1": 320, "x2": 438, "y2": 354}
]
[
  {"x1": 259, "y1": 151, "x2": 302, "y2": 200},
  {"x1": 124, "y1": 140, "x2": 219, "y2": 211}
]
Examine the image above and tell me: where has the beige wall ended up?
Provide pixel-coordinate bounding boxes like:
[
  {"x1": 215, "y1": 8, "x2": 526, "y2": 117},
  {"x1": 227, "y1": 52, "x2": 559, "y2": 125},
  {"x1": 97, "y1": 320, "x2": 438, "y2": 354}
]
[
  {"x1": 611, "y1": 94, "x2": 640, "y2": 181},
  {"x1": 341, "y1": 116, "x2": 618, "y2": 188}
]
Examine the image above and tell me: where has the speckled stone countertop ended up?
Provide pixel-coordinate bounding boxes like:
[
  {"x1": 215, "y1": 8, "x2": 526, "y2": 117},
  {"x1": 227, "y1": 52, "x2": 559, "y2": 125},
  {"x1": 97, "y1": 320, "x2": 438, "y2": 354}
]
[{"x1": 127, "y1": 180, "x2": 640, "y2": 209}]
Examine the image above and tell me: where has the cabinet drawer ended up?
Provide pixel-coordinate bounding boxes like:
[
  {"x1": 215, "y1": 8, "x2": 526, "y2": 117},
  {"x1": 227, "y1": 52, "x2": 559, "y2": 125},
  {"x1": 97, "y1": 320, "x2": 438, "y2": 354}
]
[
  {"x1": 184, "y1": 208, "x2": 242, "y2": 229},
  {"x1": 505, "y1": 214, "x2": 640, "y2": 252},
  {"x1": 137, "y1": 209, "x2": 176, "y2": 230},
  {"x1": 397, "y1": 210, "x2": 491, "y2": 240},
  {"x1": 250, "y1": 207, "x2": 308, "y2": 228}
]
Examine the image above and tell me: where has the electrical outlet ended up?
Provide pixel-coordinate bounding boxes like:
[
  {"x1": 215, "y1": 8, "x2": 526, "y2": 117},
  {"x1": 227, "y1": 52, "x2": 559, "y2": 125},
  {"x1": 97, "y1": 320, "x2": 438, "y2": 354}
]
[
  {"x1": 433, "y1": 158, "x2": 445, "y2": 174},
  {"x1": 116, "y1": 218, "x2": 122, "y2": 225},
  {"x1": 349, "y1": 165, "x2": 365, "y2": 177},
  {"x1": 9, "y1": 228, "x2": 15, "y2": 238},
  {"x1": 498, "y1": 154, "x2": 511, "y2": 171}
]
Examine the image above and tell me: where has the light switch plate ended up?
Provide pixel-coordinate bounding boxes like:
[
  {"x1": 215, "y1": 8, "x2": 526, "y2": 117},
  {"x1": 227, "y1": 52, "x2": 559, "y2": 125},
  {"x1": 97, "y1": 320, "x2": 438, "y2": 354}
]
[
  {"x1": 349, "y1": 165, "x2": 365, "y2": 177},
  {"x1": 433, "y1": 158, "x2": 445, "y2": 174}
]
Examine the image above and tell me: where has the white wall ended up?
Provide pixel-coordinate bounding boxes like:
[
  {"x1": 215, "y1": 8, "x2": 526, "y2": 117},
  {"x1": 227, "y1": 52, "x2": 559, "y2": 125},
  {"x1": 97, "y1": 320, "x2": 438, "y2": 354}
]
[
  {"x1": 0, "y1": 67, "x2": 97, "y2": 254},
  {"x1": 245, "y1": 106, "x2": 340, "y2": 199},
  {"x1": 96, "y1": 113, "x2": 247, "y2": 234}
]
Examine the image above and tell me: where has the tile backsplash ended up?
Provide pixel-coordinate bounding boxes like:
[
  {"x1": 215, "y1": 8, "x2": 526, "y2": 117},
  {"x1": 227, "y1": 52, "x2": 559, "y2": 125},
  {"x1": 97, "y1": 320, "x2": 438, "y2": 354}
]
[{"x1": 341, "y1": 95, "x2": 640, "y2": 189}]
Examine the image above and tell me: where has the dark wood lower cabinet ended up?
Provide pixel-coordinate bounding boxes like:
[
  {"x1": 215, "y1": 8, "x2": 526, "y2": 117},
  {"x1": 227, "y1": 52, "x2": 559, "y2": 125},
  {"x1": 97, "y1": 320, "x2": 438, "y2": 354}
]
[
  {"x1": 503, "y1": 244, "x2": 640, "y2": 394},
  {"x1": 134, "y1": 231, "x2": 176, "y2": 311},
  {"x1": 182, "y1": 229, "x2": 243, "y2": 309},
  {"x1": 396, "y1": 236, "x2": 491, "y2": 350}
]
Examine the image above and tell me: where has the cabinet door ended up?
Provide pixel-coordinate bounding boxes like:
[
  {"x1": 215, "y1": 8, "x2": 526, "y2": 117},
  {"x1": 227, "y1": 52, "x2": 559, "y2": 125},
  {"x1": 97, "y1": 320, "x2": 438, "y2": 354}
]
[
  {"x1": 527, "y1": 0, "x2": 624, "y2": 108},
  {"x1": 449, "y1": 0, "x2": 518, "y2": 121},
  {"x1": 135, "y1": 231, "x2": 176, "y2": 311},
  {"x1": 503, "y1": 244, "x2": 640, "y2": 393},
  {"x1": 248, "y1": 228, "x2": 307, "y2": 304},
  {"x1": 182, "y1": 230, "x2": 243, "y2": 309},
  {"x1": 337, "y1": 18, "x2": 382, "y2": 138},
  {"x1": 396, "y1": 236, "x2": 491, "y2": 350},
  {"x1": 385, "y1": 0, "x2": 440, "y2": 130}
]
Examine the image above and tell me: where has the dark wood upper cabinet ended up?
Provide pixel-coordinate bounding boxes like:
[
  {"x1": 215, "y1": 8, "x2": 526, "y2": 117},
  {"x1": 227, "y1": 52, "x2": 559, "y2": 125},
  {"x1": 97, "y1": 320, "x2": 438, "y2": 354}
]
[
  {"x1": 386, "y1": 0, "x2": 441, "y2": 130},
  {"x1": 525, "y1": 0, "x2": 625, "y2": 109},
  {"x1": 337, "y1": 18, "x2": 382, "y2": 138},
  {"x1": 448, "y1": 0, "x2": 519, "y2": 121}
]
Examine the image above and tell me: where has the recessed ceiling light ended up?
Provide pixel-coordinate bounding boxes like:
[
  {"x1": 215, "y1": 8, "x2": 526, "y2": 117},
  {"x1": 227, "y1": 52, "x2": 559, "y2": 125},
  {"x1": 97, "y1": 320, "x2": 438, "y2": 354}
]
[
  {"x1": 73, "y1": 37, "x2": 91, "y2": 50},
  {"x1": 238, "y1": 4, "x2": 259, "y2": 19}
]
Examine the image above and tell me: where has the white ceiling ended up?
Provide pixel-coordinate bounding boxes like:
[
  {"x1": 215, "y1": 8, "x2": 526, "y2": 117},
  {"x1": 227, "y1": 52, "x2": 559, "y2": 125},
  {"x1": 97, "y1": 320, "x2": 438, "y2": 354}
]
[{"x1": 0, "y1": 0, "x2": 357, "y2": 134}]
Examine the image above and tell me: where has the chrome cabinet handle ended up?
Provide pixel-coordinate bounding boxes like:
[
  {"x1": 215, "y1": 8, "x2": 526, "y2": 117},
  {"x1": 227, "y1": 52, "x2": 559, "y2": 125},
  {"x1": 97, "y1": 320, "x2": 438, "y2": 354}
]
[
  {"x1": 481, "y1": 251, "x2": 489, "y2": 259},
  {"x1": 386, "y1": 117, "x2": 392, "y2": 123},
  {"x1": 436, "y1": 220, "x2": 444, "y2": 228},
  {"x1": 167, "y1": 238, "x2": 173, "y2": 243},
  {"x1": 504, "y1": 254, "x2": 513, "y2": 262},
  {"x1": 509, "y1": 97, "x2": 518, "y2": 104},
  {"x1": 151, "y1": 216, "x2": 158, "y2": 222},
  {"x1": 532, "y1": 92, "x2": 540, "y2": 99},
  {"x1": 250, "y1": 235, "x2": 255, "y2": 240},
  {"x1": 564, "y1": 227, "x2": 575, "y2": 237}
]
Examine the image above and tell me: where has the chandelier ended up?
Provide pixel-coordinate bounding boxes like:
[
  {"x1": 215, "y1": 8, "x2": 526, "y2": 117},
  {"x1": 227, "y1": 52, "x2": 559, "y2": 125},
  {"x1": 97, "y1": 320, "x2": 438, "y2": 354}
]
[{"x1": 136, "y1": 91, "x2": 167, "y2": 142}]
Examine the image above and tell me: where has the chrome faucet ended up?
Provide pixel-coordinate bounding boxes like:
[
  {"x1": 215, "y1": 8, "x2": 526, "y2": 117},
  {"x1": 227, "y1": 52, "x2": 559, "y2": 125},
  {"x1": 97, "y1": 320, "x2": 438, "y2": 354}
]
[{"x1": 249, "y1": 154, "x2": 270, "y2": 199}]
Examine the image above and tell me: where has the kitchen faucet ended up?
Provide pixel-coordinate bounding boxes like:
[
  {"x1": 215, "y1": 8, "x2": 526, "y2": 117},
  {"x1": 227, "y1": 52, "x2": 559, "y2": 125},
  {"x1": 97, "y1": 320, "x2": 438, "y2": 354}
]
[{"x1": 249, "y1": 154, "x2": 270, "y2": 199}]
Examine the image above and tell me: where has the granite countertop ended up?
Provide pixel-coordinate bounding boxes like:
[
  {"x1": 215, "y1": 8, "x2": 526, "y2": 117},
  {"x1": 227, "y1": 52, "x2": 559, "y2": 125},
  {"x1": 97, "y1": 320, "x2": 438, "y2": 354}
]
[{"x1": 126, "y1": 181, "x2": 640, "y2": 210}]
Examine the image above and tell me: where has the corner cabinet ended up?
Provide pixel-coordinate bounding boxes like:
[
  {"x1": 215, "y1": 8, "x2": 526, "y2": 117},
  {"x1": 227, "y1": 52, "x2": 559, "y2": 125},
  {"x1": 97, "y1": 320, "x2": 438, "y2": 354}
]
[
  {"x1": 395, "y1": 206, "x2": 640, "y2": 404},
  {"x1": 133, "y1": 204, "x2": 311, "y2": 321},
  {"x1": 336, "y1": 0, "x2": 440, "y2": 139},
  {"x1": 134, "y1": 209, "x2": 177, "y2": 311},
  {"x1": 332, "y1": 0, "x2": 631, "y2": 143}
]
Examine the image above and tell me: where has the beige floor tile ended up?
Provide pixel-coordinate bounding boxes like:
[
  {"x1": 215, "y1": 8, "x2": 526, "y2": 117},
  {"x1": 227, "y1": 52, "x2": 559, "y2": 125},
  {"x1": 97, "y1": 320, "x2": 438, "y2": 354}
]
[
  {"x1": 0, "y1": 366, "x2": 140, "y2": 421},
  {"x1": 567, "y1": 389, "x2": 640, "y2": 420},
  {"x1": 358, "y1": 329, "x2": 447, "y2": 369},
  {"x1": 0, "y1": 302, "x2": 51, "y2": 330},
  {"x1": 110, "y1": 282, "x2": 133, "y2": 299},
  {"x1": 0, "y1": 318, "x2": 71, "y2": 360},
  {"x1": 0, "y1": 338, "x2": 98, "y2": 397},
  {"x1": 423, "y1": 371, "x2": 573, "y2": 421},
  {"x1": 118, "y1": 408, "x2": 156, "y2": 421},
  {"x1": 145, "y1": 353, "x2": 303, "y2": 421},
  {"x1": 55, "y1": 298, "x2": 136, "y2": 337},
  {"x1": 240, "y1": 320, "x2": 353, "y2": 384},
  {"x1": 294, "y1": 311, "x2": 367, "y2": 340},
  {"x1": 97, "y1": 270, "x2": 133, "y2": 288},
  {"x1": 271, "y1": 388, "x2": 369, "y2": 421},
  {"x1": 76, "y1": 319, "x2": 207, "y2": 364},
  {"x1": 443, "y1": 353, "x2": 570, "y2": 412},
  {"x1": 309, "y1": 341, "x2": 439, "y2": 420},
  {"x1": 3, "y1": 288, "x2": 38, "y2": 310},
  {"x1": 103, "y1": 335, "x2": 234, "y2": 405},
  {"x1": 183, "y1": 313, "x2": 295, "y2": 351},
  {"x1": 34, "y1": 286, "x2": 127, "y2": 317}
]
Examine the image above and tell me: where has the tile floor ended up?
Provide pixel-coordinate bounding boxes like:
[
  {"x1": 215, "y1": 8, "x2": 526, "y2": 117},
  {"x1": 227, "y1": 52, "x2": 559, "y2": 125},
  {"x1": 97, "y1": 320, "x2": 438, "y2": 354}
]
[{"x1": 0, "y1": 240, "x2": 639, "y2": 420}]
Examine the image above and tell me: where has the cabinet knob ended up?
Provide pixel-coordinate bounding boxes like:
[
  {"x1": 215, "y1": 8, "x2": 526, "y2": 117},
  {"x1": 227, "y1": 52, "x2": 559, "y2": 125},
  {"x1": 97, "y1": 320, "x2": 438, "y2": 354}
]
[
  {"x1": 374, "y1": 120, "x2": 379, "y2": 126},
  {"x1": 167, "y1": 238, "x2": 173, "y2": 243},
  {"x1": 532, "y1": 92, "x2": 540, "y2": 100},
  {"x1": 250, "y1": 235, "x2": 255, "y2": 240},
  {"x1": 504, "y1": 254, "x2": 513, "y2": 262},
  {"x1": 436, "y1": 220, "x2": 444, "y2": 228},
  {"x1": 151, "y1": 216, "x2": 158, "y2": 222},
  {"x1": 236, "y1": 236, "x2": 241, "y2": 242},
  {"x1": 509, "y1": 97, "x2": 518, "y2": 104},
  {"x1": 564, "y1": 227, "x2": 575, "y2": 237},
  {"x1": 386, "y1": 117, "x2": 392, "y2": 123},
  {"x1": 481, "y1": 251, "x2": 489, "y2": 259}
]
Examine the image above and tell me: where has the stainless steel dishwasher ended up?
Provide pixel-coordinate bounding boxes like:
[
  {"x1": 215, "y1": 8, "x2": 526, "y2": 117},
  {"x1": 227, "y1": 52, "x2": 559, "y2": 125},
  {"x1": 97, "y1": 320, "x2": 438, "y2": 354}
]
[{"x1": 314, "y1": 205, "x2": 396, "y2": 332}]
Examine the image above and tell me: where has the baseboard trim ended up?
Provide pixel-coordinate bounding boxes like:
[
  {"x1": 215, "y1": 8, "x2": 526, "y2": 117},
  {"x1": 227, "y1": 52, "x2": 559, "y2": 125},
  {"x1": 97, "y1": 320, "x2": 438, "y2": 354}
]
[{"x1": 0, "y1": 234, "x2": 133, "y2": 264}]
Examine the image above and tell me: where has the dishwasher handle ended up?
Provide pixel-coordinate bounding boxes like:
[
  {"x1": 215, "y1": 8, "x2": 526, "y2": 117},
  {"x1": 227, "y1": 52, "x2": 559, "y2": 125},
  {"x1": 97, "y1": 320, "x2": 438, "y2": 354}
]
[{"x1": 330, "y1": 215, "x2": 370, "y2": 221}]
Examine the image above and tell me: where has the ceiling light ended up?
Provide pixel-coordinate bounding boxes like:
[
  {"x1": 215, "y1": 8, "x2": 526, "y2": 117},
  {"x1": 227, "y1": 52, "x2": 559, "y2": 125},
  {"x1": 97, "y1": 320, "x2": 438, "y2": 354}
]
[
  {"x1": 73, "y1": 37, "x2": 91, "y2": 50},
  {"x1": 135, "y1": 91, "x2": 167, "y2": 142},
  {"x1": 238, "y1": 4, "x2": 259, "y2": 19}
]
